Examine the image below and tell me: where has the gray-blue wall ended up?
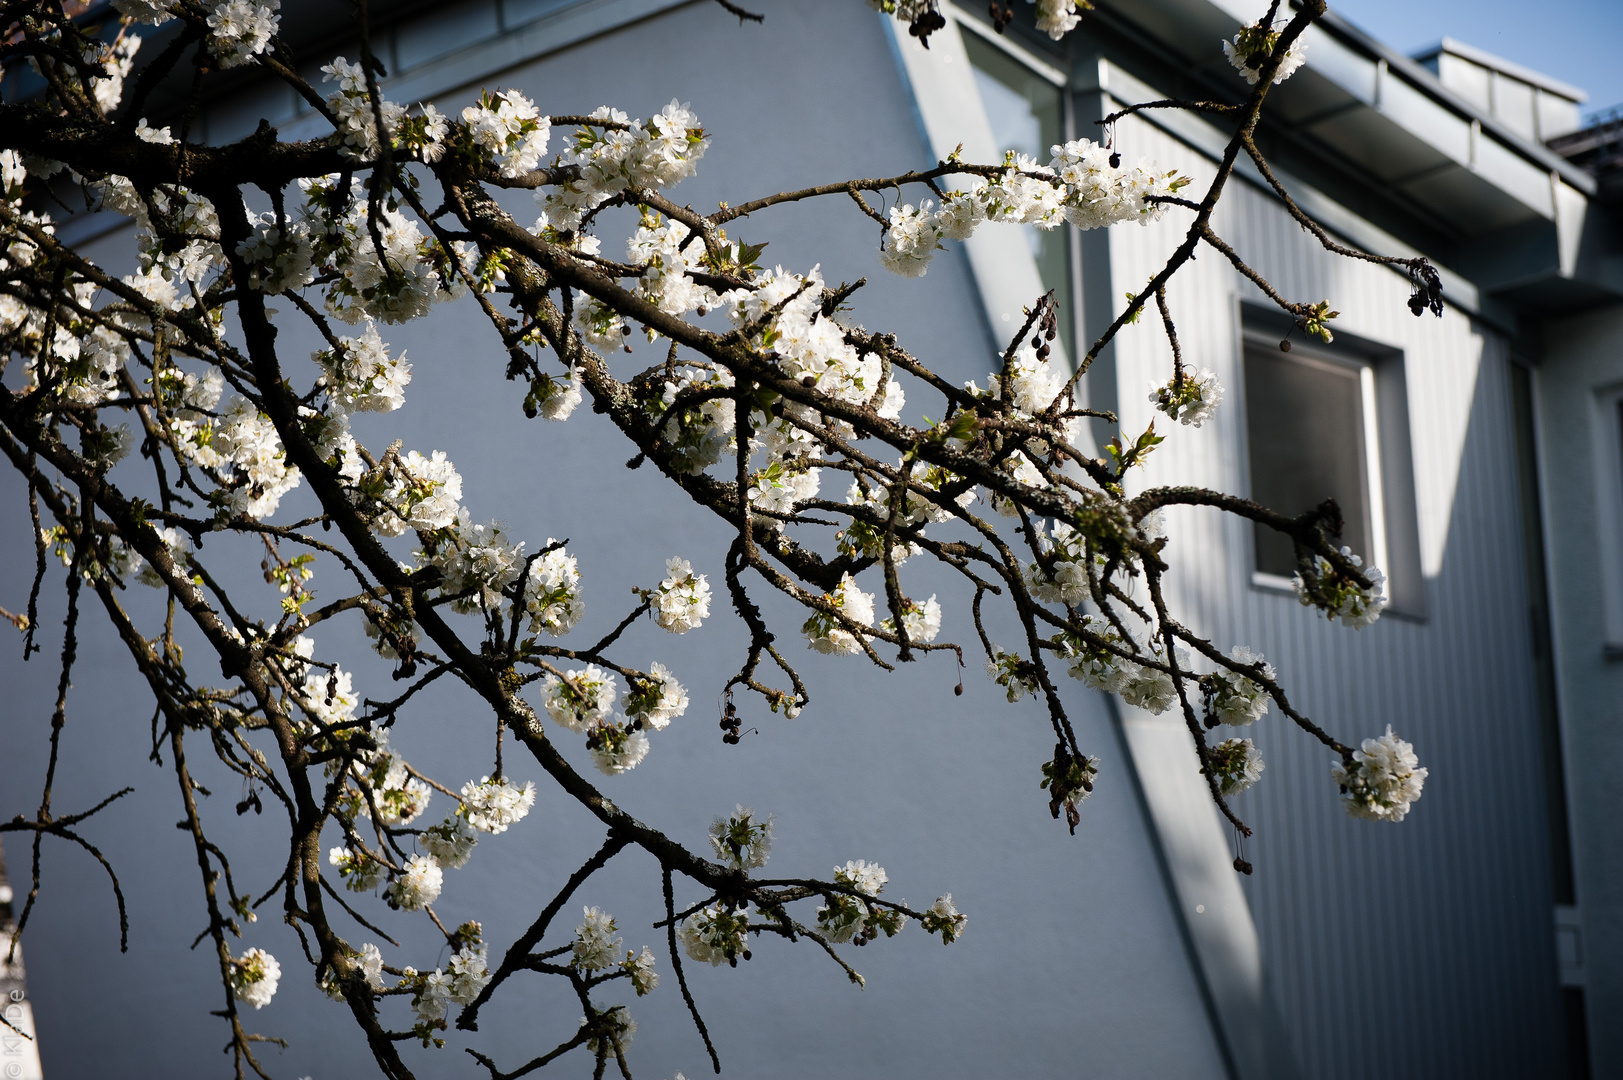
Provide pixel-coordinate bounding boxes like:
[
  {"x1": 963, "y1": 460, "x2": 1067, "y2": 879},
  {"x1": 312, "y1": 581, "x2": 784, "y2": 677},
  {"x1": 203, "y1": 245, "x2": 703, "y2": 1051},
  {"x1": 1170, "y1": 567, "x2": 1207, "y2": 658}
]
[{"x1": 0, "y1": 4, "x2": 1229, "y2": 1078}]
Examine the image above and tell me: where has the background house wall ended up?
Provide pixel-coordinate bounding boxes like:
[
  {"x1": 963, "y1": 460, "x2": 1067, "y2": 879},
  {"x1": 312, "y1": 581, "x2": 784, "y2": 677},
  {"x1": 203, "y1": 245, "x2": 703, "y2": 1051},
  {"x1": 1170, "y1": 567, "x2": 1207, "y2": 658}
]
[
  {"x1": 0, "y1": 0, "x2": 1612, "y2": 1077},
  {"x1": 0, "y1": 4, "x2": 1234, "y2": 1078},
  {"x1": 1539, "y1": 301, "x2": 1623, "y2": 1078}
]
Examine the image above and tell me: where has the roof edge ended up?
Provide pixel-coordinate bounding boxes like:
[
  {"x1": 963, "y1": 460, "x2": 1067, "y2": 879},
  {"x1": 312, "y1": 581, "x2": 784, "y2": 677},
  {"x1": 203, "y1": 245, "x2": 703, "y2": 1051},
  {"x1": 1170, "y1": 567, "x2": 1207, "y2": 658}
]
[
  {"x1": 1311, "y1": 6, "x2": 1596, "y2": 197},
  {"x1": 1411, "y1": 35, "x2": 1588, "y2": 104}
]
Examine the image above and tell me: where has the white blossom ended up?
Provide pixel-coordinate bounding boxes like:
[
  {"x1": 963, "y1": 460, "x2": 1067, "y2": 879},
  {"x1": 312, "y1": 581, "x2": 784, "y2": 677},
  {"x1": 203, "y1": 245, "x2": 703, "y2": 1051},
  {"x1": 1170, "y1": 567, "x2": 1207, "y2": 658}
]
[
  {"x1": 389, "y1": 853, "x2": 443, "y2": 910},
  {"x1": 544, "y1": 100, "x2": 708, "y2": 229},
  {"x1": 1293, "y1": 548, "x2": 1388, "y2": 628},
  {"x1": 1205, "y1": 646, "x2": 1275, "y2": 726},
  {"x1": 524, "y1": 542, "x2": 584, "y2": 635},
  {"x1": 343, "y1": 732, "x2": 432, "y2": 827},
  {"x1": 134, "y1": 119, "x2": 174, "y2": 145},
  {"x1": 921, "y1": 894, "x2": 967, "y2": 945},
  {"x1": 0, "y1": 149, "x2": 25, "y2": 196},
  {"x1": 90, "y1": 35, "x2": 141, "y2": 113},
  {"x1": 572, "y1": 906, "x2": 622, "y2": 972},
  {"x1": 462, "y1": 90, "x2": 551, "y2": 178},
  {"x1": 209, "y1": 397, "x2": 302, "y2": 520},
  {"x1": 329, "y1": 845, "x2": 386, "y2": 892},
  {"x1": 882, "y1": 594, "x2": 942, "y2": 644},
  {"x1": 1031, "y1": 0, "x2": 1085, "y2": 39},
  {"x1": 708, "y1": 805, "x2": 773, "y2": 871},
  {"x1": 625, "y1": 662, "x2": 688, "y2": 731},
  {"x1": 816, "y1": 860, "x2": 905, "y2": 945},
  {"x1": 1149, "y1": 368, "x2": 1223, "y2": 427},
  {"x1": 412, "y1": 968, "x2": 455, "y2": 1023},
  {"x1": 230, "y1": 948, "x2": 281, "y2": 1009},
  {"x1": 678, "y1": 903, "x2": 749, "y2": 966},
  {"x1": 1210, "y1": 737, "x2": 1265, "y2": 795},
  {"x1": 628, "y1": 217, "x2": 715, "y2": 316},
  {"x1": 1224, "y1": 27, "x2": 1307, "y2": 86},
  {"x1": 1119, "y1": 644, "x2": 1188, "y2": 715},
  {"x1": 623, "y1": 945, "x2": 658, "y2": 996},
  {"x1": 420, "y1": 816, "x2": 479, "y2": 869},
  {"x1": 587, "y1": 719, "x2": 650, "y2": 776},
  {"x1": 459, "y1": 776, "x2": 536, "y2": 834},
  {"x1": 878, "y1": 201, "x2": 942, "y2": 278},
  {"x1": 542, "y1": 665, "x2": 617, "y2": 732},
  {"x1": 802, "y1": 573, "x2": 875, "y2": 655},
  {"x1": 205, "y1": 0, "x2": 280, "y2": 68},
  {"x1": 987, "y1": 646, "x2": 1040, "y2": 702},
  {"x1": 432, "y1": 511, "x2": 524, "y2": 613},
  {"x1": 237, "y1": 211, "x2": 316, "y2": 293},
  {"x1": 371, "y1": 449, "x2": 461, "y2": 536},
  {"x1": 358, "y1": 943, "x2": 385, "y2": 990},
  {"x1": 318, "y1": 322, "x2": 411, "y2": 412},
  {"x1": 533, "y1": 367, "x2": 583, "y2": 420},
  {"x1": 133, "y1": 527, "x2": 193, "y2": 589},
  {"x1": 1333, "y1": 726, "x2": 1427, "y2": 822},
  {"x1": 933, "y1": 187, "x2": 986, "y2": 240},
  {"x1": 448, "y1": 944, "x2": 491, "y2": 1004},
  {"x1": 652, "y1": 557, "x2": 710, "y2": 633},
  {"x1": 1028, "y1": 520, "x2": 1095, "y2": 609}
]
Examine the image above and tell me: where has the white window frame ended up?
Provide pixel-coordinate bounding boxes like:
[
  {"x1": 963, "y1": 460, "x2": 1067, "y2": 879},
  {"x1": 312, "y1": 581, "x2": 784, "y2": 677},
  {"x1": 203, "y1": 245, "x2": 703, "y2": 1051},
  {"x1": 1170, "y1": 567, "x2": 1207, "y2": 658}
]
[
  {"x1": 1596, "y1": 383, "x2": 1623, "y2": 651},
  {"x1": 1241, "y1": 329, "x2": 1388, "y2": 592}
]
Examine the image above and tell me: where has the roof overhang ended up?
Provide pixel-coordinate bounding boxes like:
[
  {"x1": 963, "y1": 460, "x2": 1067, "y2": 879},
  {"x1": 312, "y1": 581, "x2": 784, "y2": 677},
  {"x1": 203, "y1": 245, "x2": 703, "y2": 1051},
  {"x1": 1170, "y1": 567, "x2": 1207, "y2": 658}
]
[{"x1": 1085, "y1": 0, "x2": 1618, "y2": 314}]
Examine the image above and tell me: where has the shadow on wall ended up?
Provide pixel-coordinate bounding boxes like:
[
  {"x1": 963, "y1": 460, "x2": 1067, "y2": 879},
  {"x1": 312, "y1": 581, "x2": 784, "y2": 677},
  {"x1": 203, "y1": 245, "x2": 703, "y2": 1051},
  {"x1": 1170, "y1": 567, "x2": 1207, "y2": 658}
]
[{"x1": 1239, "y1": 344, "x2": 1565, "y2": 1080}]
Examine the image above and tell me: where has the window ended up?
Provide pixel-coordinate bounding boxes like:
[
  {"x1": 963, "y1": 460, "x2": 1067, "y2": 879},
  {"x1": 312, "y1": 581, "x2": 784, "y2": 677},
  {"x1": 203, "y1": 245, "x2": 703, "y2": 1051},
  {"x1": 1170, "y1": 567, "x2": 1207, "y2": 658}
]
[
  {"x1": 962, "y1": 31, "x2": 1073, "y2": 357},
  {"x1": 1243, "y1": 337, "x2": 1386, "y2": 580}
]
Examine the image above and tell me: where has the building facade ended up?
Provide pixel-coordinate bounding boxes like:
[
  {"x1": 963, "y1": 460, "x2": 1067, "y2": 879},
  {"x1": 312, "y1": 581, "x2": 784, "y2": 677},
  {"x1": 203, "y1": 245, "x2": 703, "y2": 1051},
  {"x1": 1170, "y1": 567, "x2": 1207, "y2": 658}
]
[{"x1": 2, "y1": 1, "x2": 1619, "y2": 1077}]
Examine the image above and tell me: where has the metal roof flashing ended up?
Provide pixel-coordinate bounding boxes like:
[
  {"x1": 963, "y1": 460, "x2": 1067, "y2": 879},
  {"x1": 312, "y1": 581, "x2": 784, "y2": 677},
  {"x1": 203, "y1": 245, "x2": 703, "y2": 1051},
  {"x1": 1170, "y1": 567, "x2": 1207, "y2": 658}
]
[{"x1": 1413, "y1": 36, "x2": 1588, "y2": 105}]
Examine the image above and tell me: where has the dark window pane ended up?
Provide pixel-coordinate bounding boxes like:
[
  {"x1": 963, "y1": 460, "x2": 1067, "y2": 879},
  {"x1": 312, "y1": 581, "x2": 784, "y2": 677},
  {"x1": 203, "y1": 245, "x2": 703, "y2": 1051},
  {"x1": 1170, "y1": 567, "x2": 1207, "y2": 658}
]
[
  {"x1": 1244, "y1": 346, "x2": 1371, "y2": 576},
  {"x1": 963, "y1": 33, "x2": 1071, "y2": 358},
  {"x1": 1563, "y1": 987, "x2": 1592, "y2": 1079}
]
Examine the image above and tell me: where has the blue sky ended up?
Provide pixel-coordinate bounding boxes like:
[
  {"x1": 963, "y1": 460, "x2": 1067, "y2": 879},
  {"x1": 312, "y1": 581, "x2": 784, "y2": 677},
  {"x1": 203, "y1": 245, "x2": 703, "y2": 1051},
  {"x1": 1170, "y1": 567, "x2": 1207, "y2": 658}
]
[{"x1": 1332, "y1": 0, "x2": 1623, "y2": 116}]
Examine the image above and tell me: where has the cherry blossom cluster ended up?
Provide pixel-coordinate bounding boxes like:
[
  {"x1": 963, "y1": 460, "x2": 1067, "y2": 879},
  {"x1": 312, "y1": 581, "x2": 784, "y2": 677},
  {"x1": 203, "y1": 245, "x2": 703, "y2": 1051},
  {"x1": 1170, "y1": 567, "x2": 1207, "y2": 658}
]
[
  {"x1": 1293, "y1": 548, "x2": 1388, "y2": 628},
  {"x1": 803, "y1": 573, "x2": 878, "y2": 655},
  {"x1": 407, "y1": 931, "x2": 492, "y2": 1032},
  {"x1": 1201, "y1": 646, "x2": 1276, "y2": 727},
  {"x1": 462, "y1": 90, "x2": 551, "y2": 178},
  {"x1": 230, "y1": 947, "x2": 281, "y2": 1010},
  {"x1": 543, "y1": 101, "x2": 710, "y2": 231},
  {"x1": 816, "y1": 860, "x2": 907, "y2": 945},
  {"x1": 1031, "y1": 0, "x2": 1086, "y2": 39},
  {"x1": 541, "y1": 657, "x2": 690, "y2": 775},
  {"x1": 570, "y1": 906, "x2": 660, "y2": 995},
  {"x1": 679, "y1": 902, "x2": 751, "y2": 967},
  {"x1": 1332, "y1": 727, "x2": 1428, "y2": 822},
  {"x1": 300, "y1": 173, "x2": 463, "y2": 325},
  {"x1": 708, "y1": 805, "x2": 774, "y2": 872},
  {"x1": 322, "y1": 57, "x2": 408, "y2": 161},
  {"x1": 649, "y1": 557, "x2": 712, "y2": 633},
  {"x1": 203, "y1": 0, "x2": 280, "y2": 68},
  {"x1": 1149, "y1": 368, "x2": 1224, "y2": 427},
  {"x1": 1224, "y1": 23, "x2": 1308, "y2": 86},
  {"x1": 880, "y1": 141, "x2": 1190, "y2": 278},
  {"x1": 1209, "y1": 737, "x2": 1265, "y2": 795}
]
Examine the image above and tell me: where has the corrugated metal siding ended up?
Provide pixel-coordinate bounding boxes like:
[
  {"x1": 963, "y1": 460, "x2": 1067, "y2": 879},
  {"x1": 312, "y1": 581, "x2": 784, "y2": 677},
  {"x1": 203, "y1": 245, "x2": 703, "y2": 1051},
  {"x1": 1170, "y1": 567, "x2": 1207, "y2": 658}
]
[{"x1": 1101, "y1": 114, "x2": 1564, "y2": 1079}]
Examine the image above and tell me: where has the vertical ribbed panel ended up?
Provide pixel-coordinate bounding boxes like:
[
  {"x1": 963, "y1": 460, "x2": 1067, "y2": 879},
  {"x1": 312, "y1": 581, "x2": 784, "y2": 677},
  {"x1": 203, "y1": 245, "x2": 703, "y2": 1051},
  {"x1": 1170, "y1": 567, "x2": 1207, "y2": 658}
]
[{"x1": 1101, "y1": 115, "x2": 1563, "y2": 1079}]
